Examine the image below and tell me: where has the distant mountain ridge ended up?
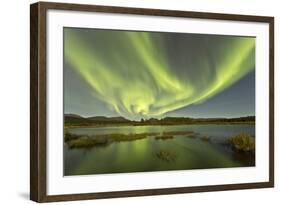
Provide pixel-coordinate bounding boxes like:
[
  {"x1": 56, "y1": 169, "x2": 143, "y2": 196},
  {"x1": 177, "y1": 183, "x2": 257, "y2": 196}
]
[
  {"x1": 86, "y1": 116, "x2": 130, "y2": 122},
  {"x1": 64, "y1": 114, "x2": 255, "y2": 127},
  {"x1": 65, "y1": 114, "x2": 83, "y2": 118},
  {"x1": 65, "y1": 114, "x2": 130, "y2": 124}
]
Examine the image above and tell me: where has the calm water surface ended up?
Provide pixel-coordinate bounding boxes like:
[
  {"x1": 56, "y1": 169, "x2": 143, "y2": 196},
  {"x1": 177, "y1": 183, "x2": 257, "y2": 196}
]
[{"x1": 64, "y1": 124, "x2": 255, "y2": 176}]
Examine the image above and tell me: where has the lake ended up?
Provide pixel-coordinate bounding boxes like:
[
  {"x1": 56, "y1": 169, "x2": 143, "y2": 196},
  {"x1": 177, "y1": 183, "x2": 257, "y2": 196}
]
[{"x1": 64, "y1": 124, "x2": 255, "y2": 176}]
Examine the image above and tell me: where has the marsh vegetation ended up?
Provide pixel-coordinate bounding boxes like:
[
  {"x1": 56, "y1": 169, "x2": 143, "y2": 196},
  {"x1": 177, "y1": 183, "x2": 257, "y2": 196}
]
[
  {"x1": 65, "y1": 129, "x2": 254, "y2": 152},
  {"x1": 65, "y1": 130, "x2": 196, "y2": 148},
  {"x1": 155, "y1": 150, "x2": 177, "y2": 162},
  {"x1": 228, "y1": 133, "x2": 255, "y2": 152},
  {"x1": 64, "y1": 124, "x2": 255, "y2": 175}
]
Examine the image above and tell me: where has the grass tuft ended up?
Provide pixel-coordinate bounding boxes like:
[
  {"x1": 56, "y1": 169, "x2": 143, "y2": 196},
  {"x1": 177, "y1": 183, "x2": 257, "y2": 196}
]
[
  {"x1": 155, "y1": 150, "x2": 177, "y2": 162},
  {"x1": 228, "y1": 133, "x2": 255, "y2": 152}
]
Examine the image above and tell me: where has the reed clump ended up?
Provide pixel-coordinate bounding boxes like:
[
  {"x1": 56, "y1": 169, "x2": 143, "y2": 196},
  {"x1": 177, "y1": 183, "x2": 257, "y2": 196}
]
[
  {"x1": 155, "y1": 150, "x2": 177, "y2": 162},
  {"x1": 228, "y1": 133, "x2": 255, "y2": 152}
]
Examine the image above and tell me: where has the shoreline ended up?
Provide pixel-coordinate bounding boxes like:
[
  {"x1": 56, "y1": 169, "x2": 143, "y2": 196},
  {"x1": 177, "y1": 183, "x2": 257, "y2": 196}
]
[{"x1": 64, "y1": 122, "x2": 255, "y2": 129}]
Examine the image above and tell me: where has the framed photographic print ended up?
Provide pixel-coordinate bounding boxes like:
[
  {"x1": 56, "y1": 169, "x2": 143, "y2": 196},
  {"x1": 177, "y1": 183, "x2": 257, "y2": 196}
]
[{"x1": 30, "y1": 1, "x2": 274, "y2": 202}]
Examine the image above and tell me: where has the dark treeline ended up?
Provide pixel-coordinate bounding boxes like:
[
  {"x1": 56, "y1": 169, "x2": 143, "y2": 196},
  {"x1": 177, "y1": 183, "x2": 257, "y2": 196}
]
[
  {"x1": 140, "y1": 116, "x2": 255, "y2": 125},
  {"x1": 64, "y1": 114, "x2": 255, "y2": 127}
]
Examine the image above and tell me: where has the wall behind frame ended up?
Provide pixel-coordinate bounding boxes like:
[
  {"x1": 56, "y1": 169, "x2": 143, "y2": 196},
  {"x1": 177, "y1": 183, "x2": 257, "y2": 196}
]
[{"x1": 0, "y1": 0, "x2": 279, "y2": 204}]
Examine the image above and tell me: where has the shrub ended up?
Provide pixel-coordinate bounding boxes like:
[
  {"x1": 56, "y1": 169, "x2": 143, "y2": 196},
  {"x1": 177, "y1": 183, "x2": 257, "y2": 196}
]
[{"x1": 228, "y1": 133, "x2": 255, "y2": 152}]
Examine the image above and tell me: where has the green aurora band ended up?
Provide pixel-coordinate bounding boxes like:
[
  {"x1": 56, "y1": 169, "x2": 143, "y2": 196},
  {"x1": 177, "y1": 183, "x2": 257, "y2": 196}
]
[{"x1": 64, "y1": 28, "x2": 255, "y2": 120}]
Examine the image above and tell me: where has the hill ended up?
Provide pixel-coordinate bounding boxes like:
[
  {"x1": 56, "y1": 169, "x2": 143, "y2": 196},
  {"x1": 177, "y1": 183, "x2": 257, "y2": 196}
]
[{"x1": 64, "y1": 114, "x2": 255, "y2": 128}]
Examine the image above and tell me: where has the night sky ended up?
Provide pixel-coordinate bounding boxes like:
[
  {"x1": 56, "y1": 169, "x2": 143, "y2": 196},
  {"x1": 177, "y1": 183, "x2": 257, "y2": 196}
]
[{"x1": 64, "y1": 28, "x2": 255, "y2": 120}]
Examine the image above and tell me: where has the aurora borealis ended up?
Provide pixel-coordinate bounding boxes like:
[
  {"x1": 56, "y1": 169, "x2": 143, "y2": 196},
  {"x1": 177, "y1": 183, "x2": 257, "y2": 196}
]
[{"x1": 64, "y1": 28, "x2": 255, "y2": 120}]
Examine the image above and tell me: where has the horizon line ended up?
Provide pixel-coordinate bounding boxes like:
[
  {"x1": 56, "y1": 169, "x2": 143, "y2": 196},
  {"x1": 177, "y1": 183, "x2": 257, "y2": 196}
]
[{"x1": 64, "y1": 113, "x2": 255, "y2": 120}]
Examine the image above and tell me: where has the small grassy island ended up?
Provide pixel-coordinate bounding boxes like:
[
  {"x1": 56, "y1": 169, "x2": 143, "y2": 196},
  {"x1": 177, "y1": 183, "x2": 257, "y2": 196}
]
[{"x1": 64, "y1": 131, "x2": 197, "y2": 149}]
